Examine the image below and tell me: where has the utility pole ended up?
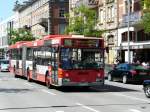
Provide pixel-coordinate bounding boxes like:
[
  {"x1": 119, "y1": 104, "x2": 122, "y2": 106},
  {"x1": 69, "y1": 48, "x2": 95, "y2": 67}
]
[{"x1": 127, "y1": 0, "x2": 131, "y2": 63}]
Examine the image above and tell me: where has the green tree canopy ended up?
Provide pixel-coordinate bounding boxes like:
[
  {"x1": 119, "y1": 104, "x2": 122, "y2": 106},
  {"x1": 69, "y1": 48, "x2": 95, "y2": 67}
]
[
  {"x1": 65, "y1": 5, "x2": 104, "y2": 37},
  {"x1": 141, "y1": 0, "x2": 150, "y2": 33},
  {"x1": 142, "y1": 0, "x2": 150, "y2": 9},
  {"x1": 141, "y1": 13, "x2": 150, "y2": 33},
  {"x1": 9, "y1": 28, "x2": 36, "y2": 45}
]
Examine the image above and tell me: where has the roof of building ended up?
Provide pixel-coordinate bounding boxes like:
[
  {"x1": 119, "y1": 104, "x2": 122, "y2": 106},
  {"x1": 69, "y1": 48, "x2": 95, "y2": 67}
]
[{"x1": 13, "y1": 0, "x2": 38, "y2": 12}]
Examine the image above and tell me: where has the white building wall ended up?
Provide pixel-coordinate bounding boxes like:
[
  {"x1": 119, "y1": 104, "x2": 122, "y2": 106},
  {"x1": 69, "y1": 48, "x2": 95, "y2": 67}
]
[{"x1": 0, "y1": 13, "x2": 19, "y2": 48}]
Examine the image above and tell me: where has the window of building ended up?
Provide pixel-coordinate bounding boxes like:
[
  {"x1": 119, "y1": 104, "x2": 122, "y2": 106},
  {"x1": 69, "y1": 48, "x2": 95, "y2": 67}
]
[
  {"x1": 134, "y1": 1, "x2": 141, "y2": 11},
  {"x1": 99, "y1": 9, "x2": 103, "y2": 24},
  {"x1": 107, "y1": 5, "x2": 114, "y2": 22},
  {"x1": 122, "y1": 31, "x2": 135, "y2": 42},
  {"x1": 137, "y1": 30, "x2": 150, "y2": 41},
  {"x1": 107, "y1": 35, "x2": 114, "y2": 45},
  {"x1": 59, "y1": 8, "x2": 65, "y2": 18},
  {"x1": 125, "y1": 0, "x2": 132, "y2": 14},
  {"x1": 59, "y1": 24, "x2": 66, "y2": 34},
  {"x1": 106, "y1": 0, "x2": 114, "y2": 4}
]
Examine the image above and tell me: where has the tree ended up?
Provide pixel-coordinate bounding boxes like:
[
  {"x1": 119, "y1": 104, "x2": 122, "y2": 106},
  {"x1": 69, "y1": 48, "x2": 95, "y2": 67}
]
[
  {"x1": 65, "y1": 5, "x2": 104, "y2": 37},
  {"x1": 8, "y1": 28, "x2": 36, "y2": 45},
  {"x1": 141, "y1": 0, "x2": 150, "y2": 33},
  {"x1": 141, "y1": 13, "x2": 150, "y2": 33},
  {"x1": 142, "y1": 0, "x2": 150, "y2": 10}
]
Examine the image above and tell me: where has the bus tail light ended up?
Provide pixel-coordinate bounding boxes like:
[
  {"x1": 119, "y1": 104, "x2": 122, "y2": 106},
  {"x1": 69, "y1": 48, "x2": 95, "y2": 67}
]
[{"x1": 58, "y1": 68, "x2": 63, "y2": 78}]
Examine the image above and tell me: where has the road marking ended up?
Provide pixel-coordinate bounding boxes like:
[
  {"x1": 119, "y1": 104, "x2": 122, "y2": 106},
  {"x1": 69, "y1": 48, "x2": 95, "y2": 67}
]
[
  {"x1": 24, "y1": 82, "x2": 34, "y2": 87},
  {"x1": 129, "y1": 109, "x2": 142, "y2": 112},
  {"x1": 76, "y1": 103, "x2": 100, "y2": 112},
  {"x1": 56, "y1": 111, "x2": 64, "y2": 112},
  {"x1": 113, "y1": 93, "x2": 150, "y2": 103},
  {"x1": 41, "y1": 89, "x2": 56, "y2": 95}
]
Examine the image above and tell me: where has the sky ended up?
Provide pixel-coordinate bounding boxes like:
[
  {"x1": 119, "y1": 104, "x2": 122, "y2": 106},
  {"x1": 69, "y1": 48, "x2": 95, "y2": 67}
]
[{"x1": 0, "y1": 0, "x2": 25, "y2": 21}]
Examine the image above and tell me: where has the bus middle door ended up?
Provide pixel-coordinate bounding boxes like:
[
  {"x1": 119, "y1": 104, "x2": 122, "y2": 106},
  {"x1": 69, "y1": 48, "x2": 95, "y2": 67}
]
[{"x1": 51, "y1": 48, "x2": 59, "y2": 85}]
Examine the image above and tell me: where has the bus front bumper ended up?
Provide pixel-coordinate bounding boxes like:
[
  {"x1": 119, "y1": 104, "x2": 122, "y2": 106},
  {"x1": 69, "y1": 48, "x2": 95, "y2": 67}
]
[{"x1": 58, "y1": 78, "x2": 104, "y2": 87}]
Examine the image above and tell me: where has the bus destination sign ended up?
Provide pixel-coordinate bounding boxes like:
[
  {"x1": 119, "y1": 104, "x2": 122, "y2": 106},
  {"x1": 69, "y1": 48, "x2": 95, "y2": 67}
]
[{"x1": 64, "y1": 39, "x2": 100, "y2": 47}]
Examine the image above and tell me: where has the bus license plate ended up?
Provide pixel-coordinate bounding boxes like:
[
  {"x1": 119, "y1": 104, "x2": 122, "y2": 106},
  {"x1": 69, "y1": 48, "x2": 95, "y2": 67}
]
[{"x1": 79, "y1": 83, "x2": 88, "y2": 86}]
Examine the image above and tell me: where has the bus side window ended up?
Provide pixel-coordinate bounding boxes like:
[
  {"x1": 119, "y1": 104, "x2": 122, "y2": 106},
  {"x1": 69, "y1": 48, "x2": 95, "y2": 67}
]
[{"x1": 27, "y1": 48, "x2": 33, "y2": 61}]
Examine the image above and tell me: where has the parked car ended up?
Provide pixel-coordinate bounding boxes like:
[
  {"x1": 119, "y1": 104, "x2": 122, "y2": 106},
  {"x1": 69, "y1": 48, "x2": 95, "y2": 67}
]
[
  {"x1": 107, "y1": 63, "x2": 150, "y2": 84},
  {"x1": 143, "y1": 80, "x2": 150, "y2": 98},
  {"x1": 0, "y1": 60, "x2": 9, "y2": 72}
]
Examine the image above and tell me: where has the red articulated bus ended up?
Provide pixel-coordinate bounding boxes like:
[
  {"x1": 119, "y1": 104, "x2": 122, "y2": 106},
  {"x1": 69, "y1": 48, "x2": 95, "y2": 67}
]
[{"x1": 9, "y1": 35, "x2": 105, "y2": 88}]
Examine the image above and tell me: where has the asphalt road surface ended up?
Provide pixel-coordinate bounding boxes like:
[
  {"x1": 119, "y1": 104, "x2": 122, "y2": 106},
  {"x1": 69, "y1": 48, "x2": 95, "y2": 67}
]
[{"x1": 0, "y1": 72, "x2": 150, "y2": 112}]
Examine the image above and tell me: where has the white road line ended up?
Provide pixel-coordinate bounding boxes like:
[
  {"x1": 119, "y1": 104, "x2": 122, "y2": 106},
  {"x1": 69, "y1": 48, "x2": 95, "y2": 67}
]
[
  {"x1": 41, "y1": 89, "x2": 56, "y2": 95},
  {"x1": 129, "y1": 109, "x2": 142, "y2": 112},
  {"x1": 24, "y1": 82, "x2": 34, "y2": 87},
  {"x1": 56, "y1": 111, "x2": 64, "y2": 112},
  {"x1": 76, "y1": 103, "x2": 100, "y2": 112},
  {"x1": 113, "y1": 93, "x2": 150, "y2": 103}
]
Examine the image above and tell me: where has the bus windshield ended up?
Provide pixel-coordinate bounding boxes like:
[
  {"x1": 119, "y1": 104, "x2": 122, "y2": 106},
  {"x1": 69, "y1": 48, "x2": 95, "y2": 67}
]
[{"x1": 60, "y1": 48, "x2": 104, "y2": 70}]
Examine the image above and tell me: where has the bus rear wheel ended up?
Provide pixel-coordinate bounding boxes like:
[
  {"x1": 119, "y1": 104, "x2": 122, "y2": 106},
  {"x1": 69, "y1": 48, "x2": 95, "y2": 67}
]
[{"x1": 27, "y1": 70, "x2": 32, "y2": 82}]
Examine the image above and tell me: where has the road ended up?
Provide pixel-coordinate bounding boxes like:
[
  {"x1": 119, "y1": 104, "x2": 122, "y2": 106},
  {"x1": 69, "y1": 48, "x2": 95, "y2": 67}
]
[{"x1": 0, "y1": 72, "x2": 150, "y2": 112}]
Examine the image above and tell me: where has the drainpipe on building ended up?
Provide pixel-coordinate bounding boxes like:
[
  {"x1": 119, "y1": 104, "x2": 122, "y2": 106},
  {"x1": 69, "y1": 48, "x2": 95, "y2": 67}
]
[{"x1": 48, "y1": 0, "x2": 51, "y2": 35}]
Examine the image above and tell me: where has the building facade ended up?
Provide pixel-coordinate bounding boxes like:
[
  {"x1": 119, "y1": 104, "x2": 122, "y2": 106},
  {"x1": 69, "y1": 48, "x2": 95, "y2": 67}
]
[
  {"x1": 14, "y1": 0, "x2": 69, "y2": 38},
  {"x1": 118, "y1": 0, "x2": 150, "y2": 63},
  {"x1": 97, "y1": 0, "x2": 118, "y2": 64}
]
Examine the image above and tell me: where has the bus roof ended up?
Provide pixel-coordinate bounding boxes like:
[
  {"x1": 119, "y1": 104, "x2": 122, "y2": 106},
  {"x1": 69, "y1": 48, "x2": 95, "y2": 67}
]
[
  {"x1": 44, "y1": 35, "x2": 103, "y2": 40},
  {"x1": 9, "y1": 35, "x2": 104, "y2": 49}
]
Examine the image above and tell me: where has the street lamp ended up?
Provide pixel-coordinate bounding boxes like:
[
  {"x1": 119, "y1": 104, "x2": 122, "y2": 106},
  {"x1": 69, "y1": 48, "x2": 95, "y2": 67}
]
[{"x1": 127, "y1": 0, "x2": 132, "y2": 63}]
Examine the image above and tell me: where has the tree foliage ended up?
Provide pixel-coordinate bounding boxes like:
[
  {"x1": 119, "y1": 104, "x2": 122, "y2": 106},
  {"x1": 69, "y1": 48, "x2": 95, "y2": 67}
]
[
  {"x1": 142, "y1": 0, "x2": 150, "y2": 9},
  {"x1": 65, "y1": 5, "x2": 104, "y2": 37},
  {"x1": 141, "y1": 13, "x2": 150, "y2": 33},
  {"x1": 141, "y1": 0, "x2": 150, "y2": 33},
  {"x1": 9, "y1": 28, "x2": 36, "y2": 45}
]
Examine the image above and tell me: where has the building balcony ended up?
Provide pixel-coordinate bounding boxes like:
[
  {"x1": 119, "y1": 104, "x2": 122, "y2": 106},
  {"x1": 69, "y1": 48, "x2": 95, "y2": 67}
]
[
  {"x1": 120, "y1": 11, "x2": 142, "y2": 27},
  {"x1": 38, "y1": 18, "x2": 48, "y2": 28},
  {"x1": 75, "y1": 0, "x2": 99, "y2": 8}
]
